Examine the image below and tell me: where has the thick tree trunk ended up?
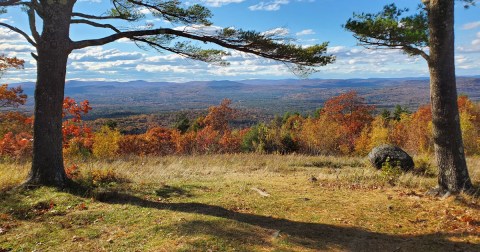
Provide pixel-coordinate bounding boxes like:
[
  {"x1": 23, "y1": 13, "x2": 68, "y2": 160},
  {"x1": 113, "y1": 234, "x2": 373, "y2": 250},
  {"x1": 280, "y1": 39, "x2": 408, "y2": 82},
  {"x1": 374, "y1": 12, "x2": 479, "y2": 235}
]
[
  {"x1": 25, "y1": 1, "x2": 74, "y2": 187},
  {"x1": 428, "y1": 0, "x2": 472, "y2": 193}
]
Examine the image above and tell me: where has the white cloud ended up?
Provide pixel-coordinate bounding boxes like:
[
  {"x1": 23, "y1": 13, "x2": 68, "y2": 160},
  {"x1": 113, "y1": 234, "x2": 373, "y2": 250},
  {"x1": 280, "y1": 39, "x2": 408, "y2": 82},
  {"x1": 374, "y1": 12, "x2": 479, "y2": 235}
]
[
  {"x1": 0, "y1": 28, "x2": 26, "y2": 43},
  {"x1": 456, "y1": 55, "x2": 468, "y2": 64},
  {"x1": 174, "y1": 25, "x2": 223, "y2": 36},
  {"x1": 71, "y1": 60, "x2": 138, "y2": 71},
  {"x1": 462, "y1": 21, "x2": 480, "y2": 30},
  {"x1": 473, "y1": 32, "x2": 480, "y2": 46},
  {"x1": 136, "y1": 64, "x2": 195, "y2": 73},
  {"x1": 249, "y1": 0, "x2": 289, "y2": 11},
  {"x1": 458, "y1": 31, "x2": 480, "y2": 53},
  {"x1": 316, "y1": 45, "x2": 430, "y2": 78},
  {"x1": 326, "y1": 46, "x2": 347, "y2": 54},
  {"x1": 0, "y1": 44, "x2": 34, "y2": 52},
  {"x1": 262, "y1": 27, "x2": 289, "y2": 36},
  {"x1": 117, "y1": 38, "x2": 135, "y2": 43},
  {"x1": 145, "y1": 54, "x2": 186, "y2": 62},
  {"x1": 296, "y1": 29, "x2": 315, "y2": 36},
  {"x1": 456, "y1": 54, "x2": 479, "y2": 70},
  {"x1": 200, "y1": 0, "x2": 245, "y2": 7},
  {"x1": 138, "y1": 7, "x2": 151, "y2": 15},
  {"x1": 69, "y1": 47, "x2": 144, "y2": 62}
]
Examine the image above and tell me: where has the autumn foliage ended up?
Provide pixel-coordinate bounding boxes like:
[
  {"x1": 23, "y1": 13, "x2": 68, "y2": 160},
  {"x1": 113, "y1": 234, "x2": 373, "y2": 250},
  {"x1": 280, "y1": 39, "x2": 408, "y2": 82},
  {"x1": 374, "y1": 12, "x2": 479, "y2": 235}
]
[
  {"x1": 62, "y1": 97, "x2": 93, "y2": 158},
  {"x1": 88, "y1": 94, "x2": 480, "y2": 157},
  {"x1": 0, "y1": 56, "x2": 31, "y2": 160},
  {"x1": 0, "y1": 55, "x2": 24, "y2": 75},
  {"x1": 0, "y1": 86, "x2": 93, "y2": 160},
  {"x1": 2, "y1": 90, "x2": 480, "y2": 160}
]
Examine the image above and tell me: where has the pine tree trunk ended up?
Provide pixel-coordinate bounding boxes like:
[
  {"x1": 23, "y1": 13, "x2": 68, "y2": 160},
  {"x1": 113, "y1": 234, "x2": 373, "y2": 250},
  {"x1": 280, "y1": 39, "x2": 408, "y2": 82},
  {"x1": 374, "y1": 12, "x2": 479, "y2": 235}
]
[
  {"x1": 25, "y1": 1, "x2": 74, "y2": 187},
  {"x1": 428, "y1": 0, "x2": 473, "y2": 193}
]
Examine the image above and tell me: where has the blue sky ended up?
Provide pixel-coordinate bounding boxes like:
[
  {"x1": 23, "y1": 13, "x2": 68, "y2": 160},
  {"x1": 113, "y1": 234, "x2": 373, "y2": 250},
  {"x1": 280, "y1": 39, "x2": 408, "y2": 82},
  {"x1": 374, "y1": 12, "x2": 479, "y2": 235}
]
[{"x1": 1, "y1": 0, "x2": 480, "y2": 83}]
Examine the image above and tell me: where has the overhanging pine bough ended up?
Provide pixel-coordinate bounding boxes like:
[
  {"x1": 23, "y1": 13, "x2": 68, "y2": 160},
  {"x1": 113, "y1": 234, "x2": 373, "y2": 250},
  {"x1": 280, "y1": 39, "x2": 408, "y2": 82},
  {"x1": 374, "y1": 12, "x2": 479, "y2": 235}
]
[
  {"x1": 0, "y1": 0, "x2": 335, "y2": 187},
  {"x1": 344, "y1": 1, "x2": 474, "y2": 193}
]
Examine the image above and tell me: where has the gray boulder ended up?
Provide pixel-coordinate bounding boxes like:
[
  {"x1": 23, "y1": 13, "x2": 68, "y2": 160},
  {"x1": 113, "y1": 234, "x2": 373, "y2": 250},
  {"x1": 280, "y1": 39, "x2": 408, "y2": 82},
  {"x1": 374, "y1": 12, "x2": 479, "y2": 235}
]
[{"x1": 368, "y1": 144, "x2": 414, "y2": 172}]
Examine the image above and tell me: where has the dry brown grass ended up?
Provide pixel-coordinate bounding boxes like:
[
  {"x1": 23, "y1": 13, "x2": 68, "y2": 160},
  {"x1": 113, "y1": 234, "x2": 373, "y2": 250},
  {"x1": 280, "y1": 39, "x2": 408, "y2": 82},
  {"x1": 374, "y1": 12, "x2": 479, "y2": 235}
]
[{"x1": 1, "y1": 154, "x2": 479, "y2": 251}]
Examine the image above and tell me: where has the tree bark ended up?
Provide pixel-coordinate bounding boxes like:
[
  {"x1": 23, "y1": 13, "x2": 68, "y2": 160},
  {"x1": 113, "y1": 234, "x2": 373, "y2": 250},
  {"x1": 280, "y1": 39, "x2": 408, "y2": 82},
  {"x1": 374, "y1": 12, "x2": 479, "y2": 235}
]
[
  {"x1": 428, "y1": 0, "x2": 472, "y2": 193},
  {"x1": 25, "y1": 0, "x2": 75, "y2": 187}
]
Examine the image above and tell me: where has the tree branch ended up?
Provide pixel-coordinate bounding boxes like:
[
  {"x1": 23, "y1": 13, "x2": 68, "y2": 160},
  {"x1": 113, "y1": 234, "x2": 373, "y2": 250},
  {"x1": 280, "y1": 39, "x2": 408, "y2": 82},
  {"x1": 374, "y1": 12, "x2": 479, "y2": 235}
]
[
  {"x1": 402, "y1": 46, "x2": 430, "y2": 62},
  {"x1": 27, "y1": 5, "x2": 40, "y2": 42},
  {"x1": 77, "y1": 29, "x2": 245, "y2": 60},
  {"x1": 71, "y1": 12, "x2": 136, "y2": 21},
  {"x1": 73, "y1": 28, "x2": 261, "y2": 58},
  {"x1": 354, "y1": 34, "x2": 429, "y2": 61},
  {"x1": 71, "y1": 19, "x2": 121, "y2": 33},
  {"x1": 125, "y1": 0, "x2": 182, "y2": 23},
  {"x1": 0, "y1": 22, "x2": 37, "y2": 47},
  {"x1": 130, "y1": 37, "x2": 187, "y2": 55},
  {"x1": 72, "y1": 28, "x2": 332, "y2": 67}
]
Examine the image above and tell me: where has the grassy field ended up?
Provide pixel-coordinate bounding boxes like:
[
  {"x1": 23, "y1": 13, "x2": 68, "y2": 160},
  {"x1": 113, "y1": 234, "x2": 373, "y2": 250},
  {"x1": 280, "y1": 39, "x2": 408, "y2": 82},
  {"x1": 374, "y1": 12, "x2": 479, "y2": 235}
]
[{"x1": 1, "y1": 154, "x2": 479, "y2": 251}]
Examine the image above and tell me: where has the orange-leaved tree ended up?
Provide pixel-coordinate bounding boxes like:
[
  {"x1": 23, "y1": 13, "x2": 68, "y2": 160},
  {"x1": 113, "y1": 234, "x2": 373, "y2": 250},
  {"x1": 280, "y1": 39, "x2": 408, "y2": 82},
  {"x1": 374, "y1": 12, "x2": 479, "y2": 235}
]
[
  {"x1": 320, "y1": 91, "x2": 374, "y2": 154},
  {"x1": 0, "y1": 56, "x2": 31, "y2": 160},
  {"x1": 203, "y1": 99, "x2": 237, "y2": 134},
  {"x1": 62, "y1": 97, "x2": 93, "y2": 158},
  {"x1": 0, "y1": 84, "x2": 31, "y2": 137}
]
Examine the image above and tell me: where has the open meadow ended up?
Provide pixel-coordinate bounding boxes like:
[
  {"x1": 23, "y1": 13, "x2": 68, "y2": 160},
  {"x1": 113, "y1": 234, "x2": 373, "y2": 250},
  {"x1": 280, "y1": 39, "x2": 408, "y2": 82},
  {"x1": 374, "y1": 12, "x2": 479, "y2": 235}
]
[
  {"x1": 2, "y1": 0, "x2": 480, "y2": 251},
  {"x1": 1, "y1": 154, "x2": 479, "y2": 251}
]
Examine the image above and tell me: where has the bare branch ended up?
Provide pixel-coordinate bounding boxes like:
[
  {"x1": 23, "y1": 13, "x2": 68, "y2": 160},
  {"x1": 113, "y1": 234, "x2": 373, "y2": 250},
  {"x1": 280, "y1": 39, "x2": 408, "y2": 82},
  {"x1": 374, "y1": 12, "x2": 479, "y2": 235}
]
[
  {"x1": 71, "y1": 12, "x2": 136, "y2": 21},
  {"x1": 0, "y1": 22, "x2": 37, "y2": 47},
  {"x1": 71, "y1": 19, "x2": 121, "y2": 33},
  {"x1": 27, "y1": 6, "x2": 40, "y2": 42},
  {"x1": 70, "y1": 28, "x2": 185, "y2": 49}
]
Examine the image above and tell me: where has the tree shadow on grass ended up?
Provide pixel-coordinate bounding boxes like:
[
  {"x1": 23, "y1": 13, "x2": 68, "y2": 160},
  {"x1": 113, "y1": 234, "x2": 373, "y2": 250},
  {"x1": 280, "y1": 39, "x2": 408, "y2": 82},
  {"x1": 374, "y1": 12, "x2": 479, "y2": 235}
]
[
  {"x1": 155, "y1": 184, "x2": 208, "y2": 199},
  {"x1": 93, "y1": 190, "x2": 479, "y2": 252},
  {"x1": 173, "y1": 219, "x2": 273, "y2": 251}
]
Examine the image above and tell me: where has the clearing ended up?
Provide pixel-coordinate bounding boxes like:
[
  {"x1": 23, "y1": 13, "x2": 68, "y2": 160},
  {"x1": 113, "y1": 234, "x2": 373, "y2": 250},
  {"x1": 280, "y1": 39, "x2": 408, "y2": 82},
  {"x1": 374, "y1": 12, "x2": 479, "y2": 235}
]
[{"x1": 1, "y1": 154, "x2": 479, "y2": 251}]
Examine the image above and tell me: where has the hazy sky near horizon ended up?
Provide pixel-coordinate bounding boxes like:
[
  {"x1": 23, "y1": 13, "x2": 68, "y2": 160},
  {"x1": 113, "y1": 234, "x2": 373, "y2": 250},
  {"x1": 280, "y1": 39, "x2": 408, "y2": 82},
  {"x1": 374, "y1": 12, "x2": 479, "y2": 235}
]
[{"x1": 1, "y1": 0, "x2": 480, "y2": 83}]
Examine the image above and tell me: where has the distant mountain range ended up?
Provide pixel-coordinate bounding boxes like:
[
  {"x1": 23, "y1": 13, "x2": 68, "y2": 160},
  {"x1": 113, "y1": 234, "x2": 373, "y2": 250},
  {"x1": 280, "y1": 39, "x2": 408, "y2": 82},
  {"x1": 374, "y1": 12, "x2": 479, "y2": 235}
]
[{"x1": 12, "y1": 77, "x2": 480, "y2": 119}]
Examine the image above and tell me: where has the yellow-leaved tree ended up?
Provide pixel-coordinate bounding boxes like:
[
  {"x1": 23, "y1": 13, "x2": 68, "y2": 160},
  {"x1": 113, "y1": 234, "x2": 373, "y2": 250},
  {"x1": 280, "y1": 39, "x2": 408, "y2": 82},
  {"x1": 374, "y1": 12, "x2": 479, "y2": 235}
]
[{"x1": 92, "y1": 126, "x2": 121, "y2": 159}]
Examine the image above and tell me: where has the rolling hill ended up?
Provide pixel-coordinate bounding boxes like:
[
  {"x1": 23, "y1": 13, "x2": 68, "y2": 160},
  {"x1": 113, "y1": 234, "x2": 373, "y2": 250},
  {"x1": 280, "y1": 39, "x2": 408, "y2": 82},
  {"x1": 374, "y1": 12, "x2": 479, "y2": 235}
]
[{"x1": 11, "y1": 77, "x2": 480, "y2": 120}]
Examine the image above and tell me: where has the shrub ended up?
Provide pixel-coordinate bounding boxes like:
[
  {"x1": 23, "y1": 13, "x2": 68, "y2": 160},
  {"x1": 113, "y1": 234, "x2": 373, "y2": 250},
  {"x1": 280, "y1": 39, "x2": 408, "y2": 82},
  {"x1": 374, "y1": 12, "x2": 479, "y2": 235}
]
[
  {"x1": 413, "y1": 156, "x2": 437, "y2": 177},
  {"x1": 172, "y1": 130, "x2": 196, "y2": 155},
  {"x1": 195, "y1": 126, "x2": 220, "y2": 154},
  {"x1": 380, "y1": 157, "x2": 403, "y2": 185},
  {"x1": 143, "y1": 127, "x2": 176, "y2": 155},
  {"x1": 118, "y1": 134, "x2": 148, "y2": 156},
  {"x1": 77, "y1": 168, "x2": 127, "y2": 188},
  {"x1": 90, "y1": 168, "x2": 123, "y2": 185},
  {"x1": 241, "y1": 126, "x2": 261, "y2": 152},
  {"x1": 65, "y1": 163, "x2": 81, "y2": 179},
  {"x1": 0, "y1": 132, "x2": 32, "y2": 160},
  {"x1": 219, "y1": 129, "x2": 246, "y2": 153},
  {"x1": 93, "y1": 126, "x2": 121, "y2": 159},
  {"x1": 64, "y1": 137, "x2": 92, "y2": 159}
]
